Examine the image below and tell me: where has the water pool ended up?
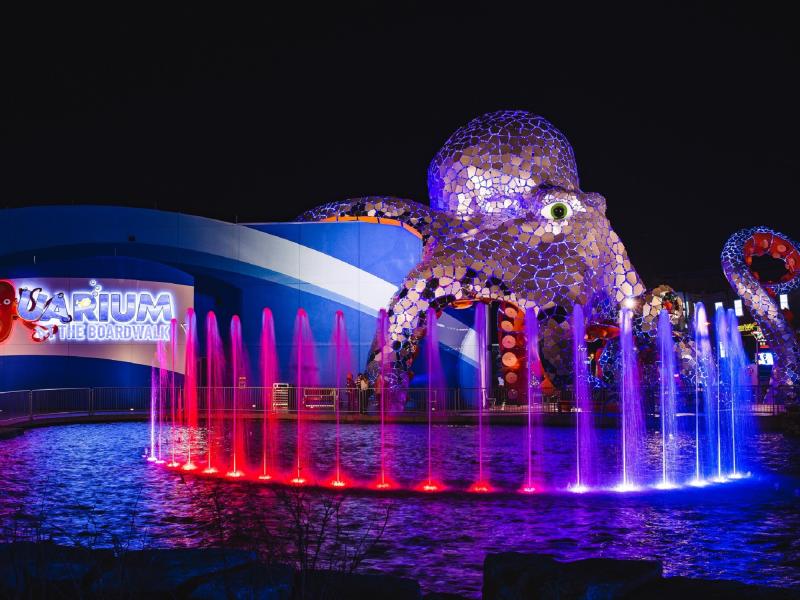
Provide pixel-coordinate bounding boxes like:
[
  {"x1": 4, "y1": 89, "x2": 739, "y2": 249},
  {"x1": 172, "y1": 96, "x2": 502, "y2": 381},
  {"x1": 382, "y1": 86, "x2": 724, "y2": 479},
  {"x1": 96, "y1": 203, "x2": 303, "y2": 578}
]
[{"x1": 1, "y1": 421, "x2": 798, "y2": 597}]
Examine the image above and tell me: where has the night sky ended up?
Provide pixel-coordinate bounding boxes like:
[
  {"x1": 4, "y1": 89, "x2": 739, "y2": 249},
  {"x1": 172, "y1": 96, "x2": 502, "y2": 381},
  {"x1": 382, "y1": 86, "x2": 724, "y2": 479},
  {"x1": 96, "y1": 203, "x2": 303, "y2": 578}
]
[{"x1": 1, "y1": 4, "x2": 797, "y2": 290}]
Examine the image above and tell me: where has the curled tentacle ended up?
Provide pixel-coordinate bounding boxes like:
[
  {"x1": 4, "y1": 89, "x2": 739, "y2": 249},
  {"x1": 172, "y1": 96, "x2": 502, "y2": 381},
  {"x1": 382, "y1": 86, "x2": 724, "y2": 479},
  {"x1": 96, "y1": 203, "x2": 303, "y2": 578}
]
[
  {"x1": 722, "y1": 227, "x2": 800, "y2": 387},
  {"x1": 297, "y1": 196, "x2": 436, "y2": 248}
]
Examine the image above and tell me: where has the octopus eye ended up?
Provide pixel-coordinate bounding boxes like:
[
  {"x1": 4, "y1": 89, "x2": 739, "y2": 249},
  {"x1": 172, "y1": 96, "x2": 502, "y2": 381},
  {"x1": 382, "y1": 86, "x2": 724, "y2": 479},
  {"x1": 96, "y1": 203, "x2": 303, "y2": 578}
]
[
  {"x1": 2, "y1": 298, "x2": 10, "y2": 305},
  {"x1": 541, "y1": 201, "x2": 572, "y2": 221}
]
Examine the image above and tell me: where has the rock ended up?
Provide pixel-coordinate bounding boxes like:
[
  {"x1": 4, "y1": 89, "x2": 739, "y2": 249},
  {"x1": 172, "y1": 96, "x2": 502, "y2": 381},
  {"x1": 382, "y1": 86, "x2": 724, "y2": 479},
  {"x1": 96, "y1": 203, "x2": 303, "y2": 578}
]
[
  {"x1": 424, "y1": 592, "x2": 472, "y2": 599},
  {"x1": 559, "y1": 557, "x2": 662, "y2": 598},
  {"x1": 0, "y1": 541, "x2": 111, "y2": 598},
  {"x1": 91, "y1": 547, "x2": 257, "y2": 597},
  {"x1": 483, "y1": 553, "x2": 560, "y2": 599},
  {"x1": 297, "y1": 570, "x2": 422, "y2": 600},
  {"x1": 189, "y1": 562, "x2": 294, "y2": 600},
  {"x1": 483, "y1": 553, "x2": 662, "y2": 599},
  {"x1": 631, "y1": 576, "x2": 798, "y2": 599},
  {"x1": 0, "y1": 427, "x2": 24, "y2": 440}
]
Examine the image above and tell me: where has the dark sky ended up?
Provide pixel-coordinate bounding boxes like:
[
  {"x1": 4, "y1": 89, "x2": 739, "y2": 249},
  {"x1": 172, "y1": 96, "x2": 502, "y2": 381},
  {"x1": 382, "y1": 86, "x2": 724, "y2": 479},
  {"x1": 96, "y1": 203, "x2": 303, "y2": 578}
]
[{"x1": 1, "y1": 3, "x2": 797, "y2": 289}]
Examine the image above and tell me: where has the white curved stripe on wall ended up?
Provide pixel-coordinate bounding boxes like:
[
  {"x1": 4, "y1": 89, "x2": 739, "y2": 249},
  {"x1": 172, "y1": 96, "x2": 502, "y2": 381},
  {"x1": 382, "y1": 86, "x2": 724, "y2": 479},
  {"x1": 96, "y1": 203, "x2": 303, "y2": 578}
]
[{"x1": 0, "y1": 207, "x2": 478, "y2": 367}]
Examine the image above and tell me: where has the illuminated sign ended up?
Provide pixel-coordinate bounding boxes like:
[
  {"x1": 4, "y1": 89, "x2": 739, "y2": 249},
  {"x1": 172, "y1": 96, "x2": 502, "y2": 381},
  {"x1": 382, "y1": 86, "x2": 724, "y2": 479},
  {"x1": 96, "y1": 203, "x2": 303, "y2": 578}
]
[
  {"x1": 738, "y1": 321, "x2": 766, "y2": 343},
  {"x1": 757, "y1": 352, "x2": 774, "y2": 366},
  {"x1": 12, "y1": 280, "x2": 174, "y2": 343}
]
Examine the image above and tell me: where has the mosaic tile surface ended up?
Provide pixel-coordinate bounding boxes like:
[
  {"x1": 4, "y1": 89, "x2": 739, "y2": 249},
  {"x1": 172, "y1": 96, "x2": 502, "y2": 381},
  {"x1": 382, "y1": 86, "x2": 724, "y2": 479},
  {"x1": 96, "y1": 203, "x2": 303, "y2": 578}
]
[
  {"x1": 722, "y1": 227, "x2": 800, "y2": 386},
  {"x1": 300, "y1": 110, "x2": 648, "y2": 390}
]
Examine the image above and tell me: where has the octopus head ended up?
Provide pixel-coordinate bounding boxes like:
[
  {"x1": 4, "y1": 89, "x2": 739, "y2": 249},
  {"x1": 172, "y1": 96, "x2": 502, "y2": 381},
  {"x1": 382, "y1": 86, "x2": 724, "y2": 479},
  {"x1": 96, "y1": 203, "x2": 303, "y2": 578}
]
[
  {"x1": 427, "y1": 110, "x2": 580, "y2": 221},
  {"x1": 426, "y1": 110, "x2": 641, "y2": 311}
]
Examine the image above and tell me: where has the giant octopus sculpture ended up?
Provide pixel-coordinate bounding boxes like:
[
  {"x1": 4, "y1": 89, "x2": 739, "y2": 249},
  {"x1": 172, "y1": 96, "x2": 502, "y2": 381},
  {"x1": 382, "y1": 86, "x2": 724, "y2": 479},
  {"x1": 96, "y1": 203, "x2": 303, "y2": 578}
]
[{"x1": 300, "y1": 110, "x2": 646, "y2": 392}]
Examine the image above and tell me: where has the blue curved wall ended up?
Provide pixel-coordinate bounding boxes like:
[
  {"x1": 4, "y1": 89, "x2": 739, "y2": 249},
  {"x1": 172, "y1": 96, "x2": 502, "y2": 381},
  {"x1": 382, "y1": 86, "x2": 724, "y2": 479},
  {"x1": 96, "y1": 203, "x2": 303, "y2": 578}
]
[{"x1": 0, "y1": 206, "x2": 460, "y2": 391}]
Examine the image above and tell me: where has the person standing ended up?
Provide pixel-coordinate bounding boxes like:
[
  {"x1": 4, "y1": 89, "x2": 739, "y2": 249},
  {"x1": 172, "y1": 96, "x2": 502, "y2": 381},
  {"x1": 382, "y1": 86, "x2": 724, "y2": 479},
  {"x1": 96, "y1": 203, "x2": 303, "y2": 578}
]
[
  {"x1": 345, "y1": 372, "x2": 356, "y2": 412},
  {"x1": 358, "y1": 373, "x2": 369, "y2": 414}
]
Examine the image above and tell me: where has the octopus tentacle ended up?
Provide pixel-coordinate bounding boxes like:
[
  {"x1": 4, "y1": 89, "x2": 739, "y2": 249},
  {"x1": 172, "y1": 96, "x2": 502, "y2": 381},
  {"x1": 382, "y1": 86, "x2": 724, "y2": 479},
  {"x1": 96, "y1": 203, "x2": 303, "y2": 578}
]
[
  {"x1": 722, "y1": 227, "x2": 800, "y2": 387},
  {"x1": 297, "y1": 196, "x2": 436, "y2": 246},
  {"x1": 366, "y1": 265, "x2": 540, "y2": 390}
]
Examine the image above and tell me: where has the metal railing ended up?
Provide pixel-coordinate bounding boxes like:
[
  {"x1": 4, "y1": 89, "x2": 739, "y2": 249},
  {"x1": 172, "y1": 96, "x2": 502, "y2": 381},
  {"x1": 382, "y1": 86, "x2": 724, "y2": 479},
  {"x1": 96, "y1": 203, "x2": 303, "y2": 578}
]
[
  {"x1": 1, "y1": 384, "x2": 793, "y2": 426},
  {"x1": 0, "y1": 387, "x2": 151, "y2": 425}
]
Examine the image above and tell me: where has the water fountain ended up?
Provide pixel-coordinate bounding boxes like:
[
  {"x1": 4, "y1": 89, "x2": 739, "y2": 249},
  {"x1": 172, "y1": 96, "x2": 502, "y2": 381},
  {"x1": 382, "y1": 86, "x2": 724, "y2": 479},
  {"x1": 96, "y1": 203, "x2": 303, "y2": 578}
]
[
  {"x1": 329, "y1": 310, "x2": 352, "y2": 487},
  {"x1": 572, "y1": 304, "x2": 595, "y2": 492},
  {"x1": 291, "y1": 308, "x2": 318, "y2": 484},
  {"x1": 693, "y1": 302, "x2": 719, "y2": 484},
  {"x1": 692, "y1": 303, "x2": 706, "y2": 485},
  {"x1": 155, "y1": 340, "x2": 167, "y2": 464},
  {"x1": 656, "y1": 309, "x2": 677, "y2": 488},
  {"x1": 183, "y1": 308, "x2": 199, "y2": 471},
  {"x1": 204, "y1": 311, "x2": 225, "y2": 474},
  {"x1": 148, "y1": 360, "x2": 159, "y2": 462},
  {"x1": 375, "y1": 309, "x2": 392, "y2": 489},
  {"x1": 713, "y1": 307, "x2": 729, "y2": 481},
  {"x1": 259, "y1": 308, "x2": 278, "y2": 481},
  {"x1": 722, "y1": 308, "x2": 751, "y2": 479},
  {"x1": 167, "y1": 318, "x2": 180, "y2": 467},
  {"x1": 522, "y1": 309, "x2": 542, "y2": 493},
  {"x1": 470, "y1": 302, "x2": 491, "y2": 493},
  {"x1": 617, "y1": 307, "x2": 644, "y2": 491},
  {"x1": 146, "y1": 302, "x2": 757, "y2": 496},
  {"x1": 227, "y1": 315, "x2": 246, "y2": 478},
  {"x1": 422, "y1": 308, "x2": 445, "y2": 492}
]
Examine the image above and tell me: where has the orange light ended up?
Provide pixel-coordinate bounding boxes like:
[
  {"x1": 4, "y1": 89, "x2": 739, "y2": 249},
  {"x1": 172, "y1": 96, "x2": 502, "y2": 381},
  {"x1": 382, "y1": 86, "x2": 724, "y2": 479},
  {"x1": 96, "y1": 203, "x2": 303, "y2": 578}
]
[
  {"x1": 469, "y1": 481, "x2": 492, "y2": 493},
  {"x1": 451, "y1": 299, "x2": 474, "y2": 310}
]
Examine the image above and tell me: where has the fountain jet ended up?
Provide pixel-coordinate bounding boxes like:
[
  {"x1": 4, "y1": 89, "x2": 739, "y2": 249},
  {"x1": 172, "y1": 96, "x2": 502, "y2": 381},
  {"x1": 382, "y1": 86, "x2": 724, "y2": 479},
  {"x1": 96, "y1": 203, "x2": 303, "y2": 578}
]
[
  {"x1": 522, "y1": 308, "x2": 542, "y2": 493},
  {"x1": 423, "y1": 308, "x2": 445, "y2": 492},
  {"x1": 259, "y1": 308, "x2": 278, "y2": 480},
  {"x1": 182, "y1": 309, "x2": 199, "y2": 470},
  {"x1": 572, "y1": 304, "x2": 596, "y2": 491},
  {"x1": 617, "y1": 308, "x2": 644, "y2": 491},
  {"x1": 291, "y1": 308, "x2": 318, "y2": 484},
  {"x1": 471, "y1": 302, "x2": 491, "y2": 492},
  {"x1": 204, "y1": 311, "x2": 224, "y2": 474},
  {"x1": 227, "y1": 315, "x2": 246, "y2": 478},
  {"x1": 657, "y1": 309, "x2": 677, "y2": 489},
  {"x1": 330, "y1": 310, "x2": 352, "y2": 487}
]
